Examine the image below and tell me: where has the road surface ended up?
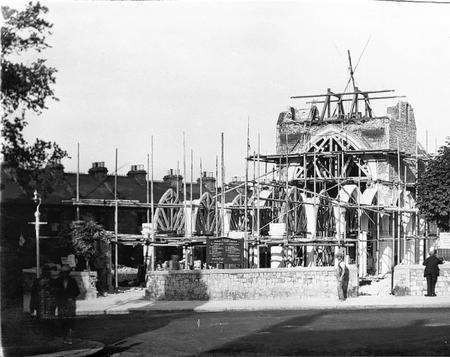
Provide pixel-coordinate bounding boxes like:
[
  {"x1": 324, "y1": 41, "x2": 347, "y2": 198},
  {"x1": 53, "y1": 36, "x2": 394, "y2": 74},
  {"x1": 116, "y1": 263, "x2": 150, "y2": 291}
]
[{"x1": 3, "y1": 308, "x2": 450, "y2": 356}]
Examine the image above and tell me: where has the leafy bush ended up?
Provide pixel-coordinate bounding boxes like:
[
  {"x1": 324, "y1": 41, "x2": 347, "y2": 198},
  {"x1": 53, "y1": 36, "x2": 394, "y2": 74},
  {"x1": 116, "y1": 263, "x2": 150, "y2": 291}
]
[
  {"x1": 65, "y1": 220, "x2": 112, "y2": 270},
  {"x1": 417, "y1": 139, "x2": 450, "y2": 231}
]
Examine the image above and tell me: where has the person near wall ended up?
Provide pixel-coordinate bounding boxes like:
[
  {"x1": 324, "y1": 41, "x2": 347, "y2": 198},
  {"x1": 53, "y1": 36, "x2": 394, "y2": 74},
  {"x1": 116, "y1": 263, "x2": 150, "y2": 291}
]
[
  {"x1": 168, "y1": 255, "x2": 181, "y2": 270},
  {"x1": 54, "y1": 264, "x2": 80, "y2": 341},
  {"x1": 335, "y1": 251, "x2": 349, "y2": 301},
  {"x1": 94, "y1": 253, "x2": 110, "y2": 296},
  {"x1": 30, "y1": 265, "x2": 57, "y2": 320},
  {"x1": 423, "y1": 247, "x2": 445, "y2": 297}
]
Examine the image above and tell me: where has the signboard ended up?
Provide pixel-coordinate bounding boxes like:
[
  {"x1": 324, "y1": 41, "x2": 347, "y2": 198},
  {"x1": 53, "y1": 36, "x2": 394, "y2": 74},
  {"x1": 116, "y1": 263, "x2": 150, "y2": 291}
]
[
  {"x1": 61, "y1": 254, "x2": 76, "y2": 268},
  {"x1": 206, "y1": 237, "x2": 244, "y2": 266},
  {"x1": 439, "y1": 232, "x2": 450, "y2": 250}
]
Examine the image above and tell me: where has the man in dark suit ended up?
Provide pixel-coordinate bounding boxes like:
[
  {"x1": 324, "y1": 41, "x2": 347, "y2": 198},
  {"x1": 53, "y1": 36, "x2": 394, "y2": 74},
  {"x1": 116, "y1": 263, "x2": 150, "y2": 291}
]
[
  {"x1": 423, "y1": 247, "x2": 444, "y2": 296},
  {"x1": 54, "y1": 264, "x2": 80, "y2": 341}
]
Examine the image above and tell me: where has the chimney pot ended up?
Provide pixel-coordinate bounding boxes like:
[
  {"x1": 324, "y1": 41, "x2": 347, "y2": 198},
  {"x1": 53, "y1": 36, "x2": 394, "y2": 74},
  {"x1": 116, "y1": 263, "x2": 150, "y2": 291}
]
[
  {"x1": 88, "y1": 162, "x2": 108, "y2": 180},
  {"x1": 127, "y1": 164, "x2": 147, "y2": 184},
  {"x1": 163, "y1": 169, "x2": 183, "y2": 189}
]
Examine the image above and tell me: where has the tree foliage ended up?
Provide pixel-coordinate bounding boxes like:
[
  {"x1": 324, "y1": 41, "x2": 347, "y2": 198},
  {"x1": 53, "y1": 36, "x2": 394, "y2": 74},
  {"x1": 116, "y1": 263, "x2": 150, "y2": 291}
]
[
  {"x1": 1, "y1": 2, "x2": 68, "y2": 197},
  {"x1": 417, "y1": 139, "x2": 450, "y2": 231},
  {"x1": 67, "y1": 220, "x2": 112, "y2": 270}
]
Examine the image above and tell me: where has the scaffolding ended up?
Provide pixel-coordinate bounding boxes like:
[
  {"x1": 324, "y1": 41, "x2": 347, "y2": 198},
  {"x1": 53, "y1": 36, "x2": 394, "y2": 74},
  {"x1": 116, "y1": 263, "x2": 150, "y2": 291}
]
[
  {"x1": 63, "y1": 77, "x2": 436, "y2": 287},
  {"x1": 64, "y1": 129, "x2": 434, "y2": 280}
]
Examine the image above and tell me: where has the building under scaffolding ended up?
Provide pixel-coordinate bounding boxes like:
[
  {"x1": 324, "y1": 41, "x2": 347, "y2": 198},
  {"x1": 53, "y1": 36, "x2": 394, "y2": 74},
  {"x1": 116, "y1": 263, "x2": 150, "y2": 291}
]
[
  {"x1": 245, "y1": 92, "x2": 434, "y2": 277},
  {"x1": 64, "y1": 86, "x2": 437, "y2": 282}
]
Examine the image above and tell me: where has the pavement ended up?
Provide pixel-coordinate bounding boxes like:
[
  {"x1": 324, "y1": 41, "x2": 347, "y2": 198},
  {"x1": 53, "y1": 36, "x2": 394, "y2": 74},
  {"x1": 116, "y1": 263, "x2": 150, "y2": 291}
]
[
  {"x1": 10, "y1": 339, "x2": 104, "y2": 357},
  {"x1": 75, "y1": 287, "x2": 450, "y2": 315}
]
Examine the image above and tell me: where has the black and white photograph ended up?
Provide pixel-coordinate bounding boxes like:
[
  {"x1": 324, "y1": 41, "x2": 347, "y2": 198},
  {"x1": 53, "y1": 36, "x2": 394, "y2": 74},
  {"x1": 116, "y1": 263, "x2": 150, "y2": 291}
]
[{"x1": 1, "y1": 0, "x2": 450, "y2": 355}]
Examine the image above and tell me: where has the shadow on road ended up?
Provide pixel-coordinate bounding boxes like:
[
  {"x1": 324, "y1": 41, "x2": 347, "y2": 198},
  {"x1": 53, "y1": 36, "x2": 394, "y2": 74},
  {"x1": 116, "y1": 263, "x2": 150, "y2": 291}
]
[
  {"x1": 1, "y1": 309, "x2": 192, "y2": 357},
  {"x1": 198, "y1": 308, "x2": 450, "y2": 356},
  {"x1": 5, "y1": 307, "x2": 450, "y2": 356}
]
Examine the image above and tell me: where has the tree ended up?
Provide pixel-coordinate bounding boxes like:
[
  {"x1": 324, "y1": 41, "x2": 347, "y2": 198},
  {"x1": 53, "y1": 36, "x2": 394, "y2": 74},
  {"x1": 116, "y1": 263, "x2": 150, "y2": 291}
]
[
  {"x1": 417, "y1": 139, "x2": 450, "y2": 231},
  {"x1": 68, "y1": 220, "x2": 112, "y2": 271},
  {"x1": 1, "y1": 2, "x2": 68, "y2": 197}
]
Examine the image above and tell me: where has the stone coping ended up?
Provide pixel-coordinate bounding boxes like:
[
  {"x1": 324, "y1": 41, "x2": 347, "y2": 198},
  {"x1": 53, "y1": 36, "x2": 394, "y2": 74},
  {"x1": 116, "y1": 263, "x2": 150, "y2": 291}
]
[
  {"x1": 147, "y1": 265, "x2": 356, "y2": 275},
  {"x1": 22, "y1": 268, "x2": 98, "y2": 276},
  {"x1": 395, "y1": 263, "x2": 450, "y2": 270}
]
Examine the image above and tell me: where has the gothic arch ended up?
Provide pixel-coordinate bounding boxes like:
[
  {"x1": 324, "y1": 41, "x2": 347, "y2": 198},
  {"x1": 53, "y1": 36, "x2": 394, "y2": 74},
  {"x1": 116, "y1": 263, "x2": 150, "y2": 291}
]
[
  {"x1": 306, "y1": 125, "x2": 369, "y2": 152},
  {"x1": 291, "y1": 126, "x2": 371, "y2": 180}
]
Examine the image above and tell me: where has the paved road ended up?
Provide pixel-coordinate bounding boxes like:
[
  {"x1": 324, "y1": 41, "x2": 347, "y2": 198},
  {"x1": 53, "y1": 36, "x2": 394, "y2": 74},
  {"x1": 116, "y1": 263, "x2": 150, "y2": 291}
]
[
  {"x1": 3, "y1": 308, "x2": 450, "y2": 356},
  {"x1": 70, "y1": 308, "x2": 450, "y2": 356}
]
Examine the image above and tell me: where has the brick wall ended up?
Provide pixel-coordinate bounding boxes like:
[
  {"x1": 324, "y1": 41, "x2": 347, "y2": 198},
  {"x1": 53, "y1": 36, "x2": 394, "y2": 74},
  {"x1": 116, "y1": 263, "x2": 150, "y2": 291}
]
[
  {"x1": 276, "y1": 103, "x2": 417, "y2": 156},
  {"x1": 393, "y1": 264, "x2": 450, "y2": 296},
  {"x1": 145, "y1": 266, "x2": 358, "y2": 301},
  {"x1": 388, "y1": 119, "x2": 417, "y2": 156}
]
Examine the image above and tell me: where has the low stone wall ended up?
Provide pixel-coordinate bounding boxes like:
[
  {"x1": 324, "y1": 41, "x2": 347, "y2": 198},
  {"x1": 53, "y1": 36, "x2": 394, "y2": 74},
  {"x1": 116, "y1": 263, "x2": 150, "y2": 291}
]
[
  {"x1": 146, "y1": 266, "x2": 358, "y2": 301},
  {"x1": 393, "y1": 264, "x2": 450, "y2": 296}
]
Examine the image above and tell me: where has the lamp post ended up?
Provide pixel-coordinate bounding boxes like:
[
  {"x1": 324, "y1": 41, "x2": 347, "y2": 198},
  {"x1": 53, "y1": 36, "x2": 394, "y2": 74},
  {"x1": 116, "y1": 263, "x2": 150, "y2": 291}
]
[{"x1": 30, "y1": 190, "x2": 46, "y2": 278}]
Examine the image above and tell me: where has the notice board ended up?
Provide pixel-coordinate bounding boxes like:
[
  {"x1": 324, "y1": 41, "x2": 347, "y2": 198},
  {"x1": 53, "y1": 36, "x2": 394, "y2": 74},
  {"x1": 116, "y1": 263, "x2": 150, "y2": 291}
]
[{"x1": 206, "y1": 237, "x2": 244, "y2": 266}]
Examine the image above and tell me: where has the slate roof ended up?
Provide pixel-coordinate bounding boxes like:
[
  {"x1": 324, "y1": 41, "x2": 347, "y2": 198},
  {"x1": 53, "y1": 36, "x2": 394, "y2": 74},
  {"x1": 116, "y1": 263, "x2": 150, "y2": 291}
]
[{"x1": 1, "y1": 168, "x2": 240, "y2": 206}]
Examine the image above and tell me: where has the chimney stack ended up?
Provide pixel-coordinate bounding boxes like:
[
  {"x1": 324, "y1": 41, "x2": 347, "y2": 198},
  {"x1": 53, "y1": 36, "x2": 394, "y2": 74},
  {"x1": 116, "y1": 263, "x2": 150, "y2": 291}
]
[
  {"x1": 197, "y1": 171, "x2": 216, "y2": 192},
  {"x1": 163, "y1": 169, "x2": 183, "y2": 189},
  {"x1": 127, "y1": 164, "x2": 147, "y2": 184},
  {"x1": 88, "y1": 162, "x2": 108, "y2": 181}
]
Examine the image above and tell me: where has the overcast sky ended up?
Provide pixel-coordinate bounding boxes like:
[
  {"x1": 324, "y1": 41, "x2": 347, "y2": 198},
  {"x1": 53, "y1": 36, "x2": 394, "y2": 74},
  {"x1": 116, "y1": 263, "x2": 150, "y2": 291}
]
[{"x1": 8, "y1": 0, "x2": 450, "y2": 180}]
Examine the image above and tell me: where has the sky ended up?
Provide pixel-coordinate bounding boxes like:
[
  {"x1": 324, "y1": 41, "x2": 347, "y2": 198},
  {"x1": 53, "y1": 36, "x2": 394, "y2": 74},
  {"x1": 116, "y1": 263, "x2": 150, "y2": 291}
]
[{"x1": 6, "y1": 0, "x2": 450, "y2": 181}]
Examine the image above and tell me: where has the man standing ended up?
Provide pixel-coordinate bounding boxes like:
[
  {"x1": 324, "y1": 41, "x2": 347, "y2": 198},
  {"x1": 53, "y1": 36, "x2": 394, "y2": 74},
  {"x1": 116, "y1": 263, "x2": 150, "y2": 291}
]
[
  {"x1": 335, "y1": 251, "x2": 349, "y2": 301},
  {"x1": 54, "y1": 264, "x2": 80, "y2": 341},
  {"x1": 423, "y1": 247, "x2": 444, "y2": 297},
  {"x1": 30, "y1": 265, "x2": 56, "y2": 320}
]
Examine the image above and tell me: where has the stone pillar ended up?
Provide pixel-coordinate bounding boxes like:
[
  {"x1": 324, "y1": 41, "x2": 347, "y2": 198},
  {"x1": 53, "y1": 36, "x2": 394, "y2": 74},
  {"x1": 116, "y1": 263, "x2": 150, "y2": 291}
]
[
  {"x1": 304, "y1": 197, "x2": 319, "y2": 266},
  {"x1": 379, "y1": 241, "x2": 392, "y2": 275},
  {"x1": 270, "y1": 245, "x2": 283, "y2": 268},
  {"x1": 359, "y1": 210, "x2": 370, "y2": 277},
  {"x1": 143, "y1": 244, "x2": 154, "y2": 269},
  {"x1": 249, "y1": 244, "x2": 259, "y2": 268},
  {"x1": 358, "y1": 231, "x2": 368, "y2": 277},
  {"x1": 184, "y1": 202, "x2": 193, "y2": 238},
  {"x1": 333, "y1": 206, "x2": 346, "y2": 242},
  {"x1": 223, "y1": 208, "x2": 231, "y2": 237},
  {"x1": 418, "y1": 217, "x2": 427, "y2": 263},
  {"x1": 402, "y1": 212, "x2": 414, "y2": 264},
  {"x1": 378, "y1": 214, "x2": 393, "y2": 274}
]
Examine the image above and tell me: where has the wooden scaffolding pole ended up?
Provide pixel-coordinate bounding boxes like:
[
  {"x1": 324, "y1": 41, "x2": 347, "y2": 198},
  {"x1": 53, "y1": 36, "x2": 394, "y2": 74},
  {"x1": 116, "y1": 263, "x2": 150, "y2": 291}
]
[
  {"x1": 199, "y1": 158, "x2": 203, "y2": 198},
  {"x1": 221, "y1": 133, "x2": 225, "y2": 237},
  {"x1": 114, "y1": 148, "x2": 118, "y2": 290},
  {"x1": 146, "y1": 153, "x2": 150, "y2": 223},
  {"x1": 176, "y1": 160, "x2": 180, "y2": 197},
  {"x1": 285, "y1": 132, "x2": 289, "y2": 238},
  {"x1": 76, "y1": 142, "x2": 80, "y2": 221},
  {"x1": 403, "y1": 162, "x2": 407, "y2": 262},
  {"x1": 415, "y1": 142, "x2": 421, "y2": 262},
  {"x1": 183, "y1": 132, "x2": 187, "y2": 238},
  {"x1": 357, "y1": 157, "x2": 362, "y2": 276},
  {"x1": 150, "y1": 135, "x2": 155, "y2": 271},
  {"x1": 244, "y1": 119, "x2": 250, "y2": 241},
  {"x1": 253, "y1": 151, "x2": 256, "y2": 233},
  {"x1": 303, "y1": 153, "x2": 307, "y2": 189},
  {"x1": 376, "y1": 160, "x2": 380, "y2": 274},
  {"x1": 391, "y1": 207, "x2": 395, "y2": 294},
  {"x1": 215, "y1": 155, "x2": 219, "y2": 237},
  {"x1": 341, "y1": 141, "x2": 346, "y2": 244},
  {"x1": 190, "y1": 148, "x2": 193, "y2": 240},
  {"x1": 257, "y1": 133, "x2": 261, "y2": 238},
  {"x1": 313, "y1": 151, "x2": 317, "y2": 200},
  {"x1": 397, "y1": 138, "x2": 401, "y2": 264},
  {"x1": 337, "y1": 152, "x2": 341, "y2": 245}
]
